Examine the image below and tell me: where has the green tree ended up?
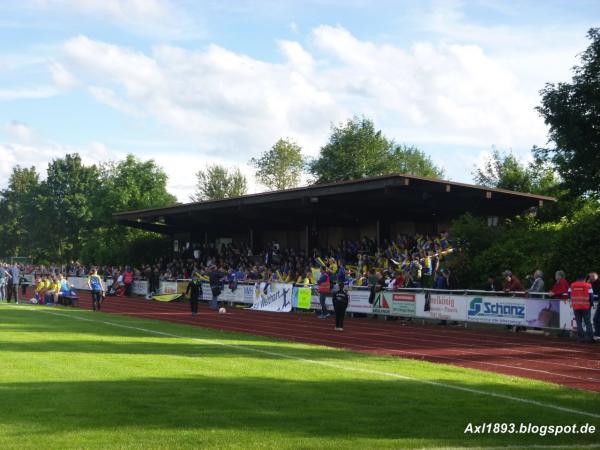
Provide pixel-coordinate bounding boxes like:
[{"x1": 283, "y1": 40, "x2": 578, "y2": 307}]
[
  {"x1": 39, "y1": 154, "x2": 101, "y2": 261},
  {"x1": 535, "y1": 28, "x2": 600, "y2": 197},
  {"x1": 80, "y1": 154, "x2": 176, "y2": 265},
  {"x1": 101, "y1": 154, "x2": 177, "y2": 214},
  {"x1": 191, "y1": 165, "x2": 247, "y2": 201},
  {"x1": 0, "y1": 166, "x2": 40, "y2": 258},
  {"x1": 309, "y1": 116, "x2": 443, "y2": 183},
  {"x1": 390, "y1": 145, "x2": 444, "y2": 179},
  {"x1": 250, "y1": 138, "x2": 305, "y2": 190},
  {"x1": 473, "y1": 148, "x2": 558, "y2": 194}
]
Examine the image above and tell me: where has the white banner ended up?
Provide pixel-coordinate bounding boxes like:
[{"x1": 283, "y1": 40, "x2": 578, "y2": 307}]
[
  {"x1": 348, "y1": 289, "x2": 374, "y2": 314},
  {"x1": 415, "y1": 293, "x2": 468, "y2": 321},
  {"x1": 132, "y1": 280, "x2": 148, "y2": 295},
  {"x1": 560, "y1": 300, "x2": 598, "y2": 331},
  {"x1": 67, "y1": 277, "x2": 89, "y2": 290},
  {"x1": 199, "y1": 283, "x2": 254, "y2": 304},
  {"x1": 160, "y1": 281, "x2": 178, "y2": 294},
  {"x1": 250, "y1": 282, "x2": 293, "y2": 312},
  {"x1": 466, "y1": 295, "x2": 527, "y2": 326}
]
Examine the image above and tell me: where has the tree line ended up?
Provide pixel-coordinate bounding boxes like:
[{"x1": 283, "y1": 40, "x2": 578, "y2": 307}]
[
  {"x1": 0, "y1": 154, "x2": 175, "y2": 265},
  {"x1": 191, "y1": 116, "x2": 444, "y2": 201}
]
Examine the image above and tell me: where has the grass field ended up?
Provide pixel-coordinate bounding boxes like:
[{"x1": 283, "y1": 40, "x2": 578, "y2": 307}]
[{"x1": 0, "y1": 303, "x2": 599, "y2": 449}]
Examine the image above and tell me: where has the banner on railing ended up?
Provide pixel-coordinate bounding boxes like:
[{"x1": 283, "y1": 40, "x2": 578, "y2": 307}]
[
  {"x1": 525, "y1": 299, "x2": 560, "y2": 328},
  {"x1": 373, "y1": 292, "x2": 416, "y2": 317},
  {"x1": 250, "y1": 282, "x2": 293, "y2": 312},
  {"x1": 348, "y1": 289, "x2": 373, "y2": 314},
  {"x1": 200, "y1": 282, "x2": 253, "y2": 304},
  {"x1": 160, "y1": 281, "x2": 178, "y2": 294},
  {"x1": 559, "y1": 300, "x2": 597, "y2": 331},
  {"x1": 414, "y1": 292, "x2": 467, "y2": 321},
  {"x1": 132, "y1": 280, "x2": 148, "y2": 296},
  {"x1": 466, "y1": 296, "x2": 527, "y2": 326}
]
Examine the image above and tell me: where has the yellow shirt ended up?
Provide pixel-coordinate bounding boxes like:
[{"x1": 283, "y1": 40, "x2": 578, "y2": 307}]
[{"x1": 36, "y1": 281, "x2": 44, "y2": 292}]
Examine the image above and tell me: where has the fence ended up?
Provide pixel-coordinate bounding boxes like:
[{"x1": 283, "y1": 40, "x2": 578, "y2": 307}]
[{"x1": 59, "y1": 276, "x2": 595, "y2": 332}]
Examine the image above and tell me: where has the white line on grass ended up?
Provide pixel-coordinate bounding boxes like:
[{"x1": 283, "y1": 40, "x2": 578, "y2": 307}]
[{"x1": 23, "y1": 306, "x2": 600, "y2": 420}]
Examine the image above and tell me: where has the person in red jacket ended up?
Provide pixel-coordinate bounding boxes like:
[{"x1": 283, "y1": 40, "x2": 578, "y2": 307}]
[
  {"x1": 123, "y1": 266, "x2": 134, "y2": 297},
  {"x1": 502, "y1": 270, "x2": 524, "y2": 293},
  {"x1": 550, "y1": 270, "x2": 569, "y2": 298},
  {"x1": 316, "y1": 267, "x2": 331, "y2": 319},
  {"x1": 568, "y1": 275, "x2": 595, "y2": 343}
]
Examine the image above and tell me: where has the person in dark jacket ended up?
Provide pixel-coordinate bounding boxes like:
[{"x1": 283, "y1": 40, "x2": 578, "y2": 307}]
[
  {"x1": 186, "y1": 272, "x2": 203, "y2": 316},
  {"x1": 333, "y1": 281, "x2": 349, "y2": 331},
  {"x1": 483, "y1": 275, "x2": 502, "y2": 292},
  {"x1": 208, "y1": 265, "x2": 225, "y2": 310}
]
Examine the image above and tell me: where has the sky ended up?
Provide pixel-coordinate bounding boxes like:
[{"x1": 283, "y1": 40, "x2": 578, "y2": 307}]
[{"x1": 0, "y1": 0, "x2": 598, "y2": 201}]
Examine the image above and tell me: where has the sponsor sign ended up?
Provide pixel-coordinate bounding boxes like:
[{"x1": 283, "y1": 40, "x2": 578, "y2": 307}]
[
  {"x1": 132, "y1": 280, "x2": 148, "y2": 296},
  {"x1": 347, "y1": 288, "x2": 373, "y2": 314},
  {"x1": 415, "y1": 293, "x2": 468, "y2": 321},
  {"x1": 372, "y1": 292, "x2": 417, "y2": 316},
  {"x1": 160, "y1": 281, "x2": 178, "y2": 294},
  {"x1": 559, "y1": 299, "x2": 598, "y2": 331},
  {"x1": 466, "y1": 296, "x2": 526, "y2": 325},
  {"x1": 525, "y1": 299, "x2": 560, "y2": 328},
  {"x1": 199, "y1": 282, "x2": 252, "y2": 304},
  {"x1": 250, "y1": 282, "x2": 293, "y2": 312},
  {"x1": 389, "y1": 292, "x2": 416, "y2": 316}
]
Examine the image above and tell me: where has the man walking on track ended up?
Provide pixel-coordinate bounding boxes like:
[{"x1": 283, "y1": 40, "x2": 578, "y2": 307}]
[
  {"x1": 569, "y1": 275, "x2": 595, "y2": 343},
  {"x1": 87, "y1": 268, "x2": 106, "y2": 312},
  {"x1": 186, "y1": 272, "x2": 203, "y2": 316},
  {"x1": 333, "y1": 281, "x2": 349, "y2": 331},
  {"x1": 208, "y1": 265, "x2": 225, "y2": 310}
]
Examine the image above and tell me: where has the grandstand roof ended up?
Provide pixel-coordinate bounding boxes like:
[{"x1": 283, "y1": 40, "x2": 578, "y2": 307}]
[{"x1": 113, "y1": 173, "x2": 556, "y2": 234}]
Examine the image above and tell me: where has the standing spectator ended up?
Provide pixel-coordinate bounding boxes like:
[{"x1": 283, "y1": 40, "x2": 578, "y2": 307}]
[
  {"x1": 7, "y1": 263, "x2": 19, "y2": 303},
  {"x1": 123, "y1": 266, "x2": 134, "y2": 297},
  {"x1": 482, "y1": 275, "x2": 502, "y2": 292},
  {"x1": 549, "y1": 270, "x2": 569, "y2": 298},
  {"x1": 502, "y1": 270, "x2": 524, "y2": 293},
  {"x1": 527, "y1": 270, "x2": 545, "y2": 298},
  {"x1": 588, "y1": 271, "x2": 600, "y2": 338},
  {"x1": 568, "y1": 275, "x2": 595, "y2": 343},
  {"x1": 367, "y1": 268, "x2": 378, "y2": 305},
  {"x1": 87, "y1": 268, "x2": 105, "y2": 312},
  {"x1": 316, "y1": 267, "x2": 331, "y2": 318},
  {"x1": 332, "y1": 281, "x2": 349, "y2": 331},
  {"x1": 0, "y1": 264, "x2": 11, "y2": 301},
  {"x1": 186, "y1": 272, "x2": 203, "y2": 316}
]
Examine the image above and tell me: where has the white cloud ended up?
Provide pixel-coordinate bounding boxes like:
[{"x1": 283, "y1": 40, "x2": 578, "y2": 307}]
[
  {"x1": 88, "y1": 86, "x2": 140, "y2": 115},
  {"x1": 49, "y1": 61, "x2": 78, "y2": 89},
  {"x1": 3, "y1": 121, "x2": 37, "y2": 144},
  {"x1": 26, "y1": 0, "x2": 201, "y2": 39},
  {"x1": 39, "y1": 20, "x2": 588, "y2": 197},
  {"x1": 0, "y1": 86, "x2": 58, "y2": 100}
]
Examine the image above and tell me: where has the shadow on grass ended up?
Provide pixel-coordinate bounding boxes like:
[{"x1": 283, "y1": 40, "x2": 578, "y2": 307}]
[{"x1": 0, "y1": 376, "x2": 597, "y2": 446}]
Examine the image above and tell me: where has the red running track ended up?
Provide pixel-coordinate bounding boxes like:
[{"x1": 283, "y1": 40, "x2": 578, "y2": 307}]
[{"x1": 41, "y1": 291, "x2": 600, "y2": 392}]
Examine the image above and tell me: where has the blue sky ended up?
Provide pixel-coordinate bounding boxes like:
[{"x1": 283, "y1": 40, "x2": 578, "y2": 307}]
[{"x1": 0, "y1": 0, "x2": 598, "y2": 200}]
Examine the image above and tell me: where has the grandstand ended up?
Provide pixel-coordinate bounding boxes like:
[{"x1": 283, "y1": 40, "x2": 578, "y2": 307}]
[{"x1": 114, "y1": 173, "x2": 555, "y2": 252}]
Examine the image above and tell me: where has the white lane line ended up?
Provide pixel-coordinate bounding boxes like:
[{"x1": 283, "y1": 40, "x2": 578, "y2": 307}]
[{"x1": 24, "y1": 306, "x2": 600, "y2": 420}]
